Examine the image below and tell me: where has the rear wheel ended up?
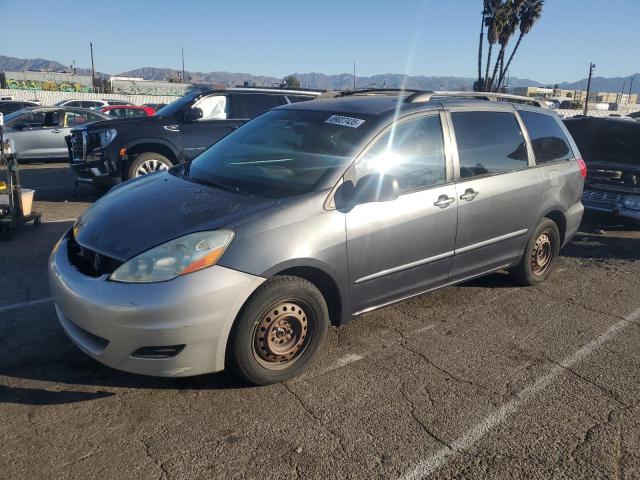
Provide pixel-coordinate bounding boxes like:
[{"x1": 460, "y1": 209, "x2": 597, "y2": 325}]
[
  {"x1": 127, "y1": 152, "x2": 172, "y2": 180},
  {"x1": 227, "y1": 275, "x2": 329, "y2": 385},
  {"x1": 509, "y1": 218, "x2": 560, "y2": 286}
]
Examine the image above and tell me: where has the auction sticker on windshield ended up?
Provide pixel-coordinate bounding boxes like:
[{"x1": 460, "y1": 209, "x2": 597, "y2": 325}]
[{"x1": 325, "y1": 115, "x2": 365, "y2": 128}]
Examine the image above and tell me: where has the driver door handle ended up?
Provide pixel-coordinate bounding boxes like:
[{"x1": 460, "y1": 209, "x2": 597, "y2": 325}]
[
  {"x1": 434, "y1": 195, "x2": 455, "y2": 208},
  {"x1": 460, "y1": 188, "x2": 479, "y2": 201}
]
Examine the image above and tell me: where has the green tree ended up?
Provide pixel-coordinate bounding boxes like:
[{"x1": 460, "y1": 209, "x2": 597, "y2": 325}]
[
  {"x1": 283, "y1": 75, "x2": 301, "y2": 88},
  {"x1": 476, "y1": 0, "x2": 492, "y2": 91},
  {"x1": 496, "y1": 0, "x2": 544, "y2": 90},
  {"x1": 483, "y1": 0, "x2": 503, "y2": 91}
]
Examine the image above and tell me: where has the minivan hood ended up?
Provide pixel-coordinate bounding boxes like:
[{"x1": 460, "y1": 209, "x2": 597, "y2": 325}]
[{"x1": 73, "y1": 171, "x2": 279, "y2": 261}]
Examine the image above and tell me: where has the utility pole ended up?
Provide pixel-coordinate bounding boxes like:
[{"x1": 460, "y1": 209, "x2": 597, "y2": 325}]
[
  {"x1": 90, "y1": 42, "x2": 96, "y2": 93},
  {"x1": 353, "y1": 60, "x2": 356, "y2": 91},
  {"x1": 583, "y1": 62, "x2": 595, "y2": 115},
  {"x1": 181, "y1": 46, "x2": 185, "y2": 84},
  {"x1": 628, "y1": 77, "x2": 634, "y2": 103}
]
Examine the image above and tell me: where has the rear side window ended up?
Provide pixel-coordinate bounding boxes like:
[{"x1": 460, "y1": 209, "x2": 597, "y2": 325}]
[
  {"x1": 519, "y1": 110, "x2": 573, "y2": 164},
  {"x1": 452, "y1": 111, "x2": 528, "y2": 179},
  {"x1": 241, "y1": 94, "x2": 286, "y2": 118},
  {"x1": 357, "y1": 114, "x2": 446, "y2": 193}
]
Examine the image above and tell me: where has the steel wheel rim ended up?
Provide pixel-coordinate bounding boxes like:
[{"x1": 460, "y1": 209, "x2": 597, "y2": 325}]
[
  {"x1": 135, "y1": 159, "x2": 169, "y2": 177},
  {"x1": 531, "y1": 232, "x2": 553, "y2": 275},
  {"x1": 252, "y1": 301, "x2": 311, "y2": 370}
]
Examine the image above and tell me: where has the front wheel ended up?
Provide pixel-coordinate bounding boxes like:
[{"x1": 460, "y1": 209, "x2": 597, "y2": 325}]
[
  {"x1": 509, "y1": 218, "x2": 560, "y2": 286},
  {"x1": 227, "y1": 275, "x2": 329, "y2": 385},
  {"x1": 127, "y1": 152, "x2": 173, "y2": 180}
]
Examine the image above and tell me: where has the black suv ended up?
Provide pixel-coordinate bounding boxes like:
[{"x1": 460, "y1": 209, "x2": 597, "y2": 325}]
[{"x1": 68, "y1": 88, "x2": 321, "y2": 189}]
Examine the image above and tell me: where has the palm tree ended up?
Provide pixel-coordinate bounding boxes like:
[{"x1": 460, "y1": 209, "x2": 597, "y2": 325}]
[
  {"x1": 496, "y1": 0, "x2": 544, "y2": 90},
  {"x1": 483, "y1": 0, "x2": 503, "y2": 91},
  {"x1": 488, "y1": 0, "x2": 522, "y2": 92},
  {"x1": 477, "y1": 0, "x2": 492, "y2": 91}
]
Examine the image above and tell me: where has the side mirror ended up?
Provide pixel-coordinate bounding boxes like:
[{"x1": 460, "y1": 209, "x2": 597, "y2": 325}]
[
  {"x1": 184, "y1": 107, "x2": 203, "y2": 122},
  {"x1": 334, "y1": 173, "x2": 400, "y2": 209}
]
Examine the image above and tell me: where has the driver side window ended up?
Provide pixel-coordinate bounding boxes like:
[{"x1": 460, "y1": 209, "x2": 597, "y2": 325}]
[
  {"x1": 356, "y1": 114, "x2": 446, "y2": 194},
  {"x1": 193, "y1": 95, "x2": 230, "y2": 120}
]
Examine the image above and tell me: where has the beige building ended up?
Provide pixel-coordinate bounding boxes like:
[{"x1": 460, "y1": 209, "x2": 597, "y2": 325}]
[{"x1": 512, "y1": 86, "x2": 638, "y2": 105}]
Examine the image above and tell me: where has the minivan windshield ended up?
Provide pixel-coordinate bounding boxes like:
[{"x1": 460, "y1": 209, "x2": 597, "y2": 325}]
[{"x1": 182, "y1": 109, "x2": 375, "y2": 198}]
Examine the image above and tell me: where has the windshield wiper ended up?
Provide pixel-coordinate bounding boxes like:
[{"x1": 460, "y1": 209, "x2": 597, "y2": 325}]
[{"x1": 181, "y1": 171, "x2": 254, "y2": 197}]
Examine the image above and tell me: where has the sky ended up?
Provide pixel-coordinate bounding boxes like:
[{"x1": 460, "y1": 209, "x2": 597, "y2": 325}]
[{"x1": 1, "y1": 0, "x2": 638, "y2": 84}]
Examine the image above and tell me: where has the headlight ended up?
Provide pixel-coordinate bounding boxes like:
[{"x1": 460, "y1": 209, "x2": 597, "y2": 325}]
[
  {"x1": 622, "y1": 196, "x2": 640, "y2": 211},
  {"x1": 110, "y1": 230, "x2": 234, "y2": 283},
  {"x1": 99, "y1": 128, "x2": 117, "y2": 148}
]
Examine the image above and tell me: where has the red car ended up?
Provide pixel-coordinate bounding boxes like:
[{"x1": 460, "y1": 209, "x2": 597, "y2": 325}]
[{"x1": 99, "y1": 105, "x2": 155, "y2": 118}]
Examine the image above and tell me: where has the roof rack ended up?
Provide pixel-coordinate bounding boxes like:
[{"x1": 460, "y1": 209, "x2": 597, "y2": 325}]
[
  {"x1": 405, "y1": 91, "x2": 545, "y2": 108},
  {"x1": 315, "y1": 88, "x2": 423, "y2": 100}
]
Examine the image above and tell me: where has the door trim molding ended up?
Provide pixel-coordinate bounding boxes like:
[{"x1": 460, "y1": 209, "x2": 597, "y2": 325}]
[
  {"x1": 353, "y1": 262, "x2": 512, "y2": 316},
  {"x1": 354, "y1": 250, "x2": 454, "y2": 285},
  {"x1": 454, "y1": 228, "x2": 528, "y2": 255}
]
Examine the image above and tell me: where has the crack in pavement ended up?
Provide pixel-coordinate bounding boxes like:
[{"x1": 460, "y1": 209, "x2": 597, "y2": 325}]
[
  {"x1": 141, "y1": 438, "x2": 170, "y2": 480},
  {"x1": 281, "y1": 382, "x2": 349, "y2": 454},
  {"x1": 400, "y1": 343, "x2": 475, "y2": 386},
  {"x1": 542, "y1": 354, "x2": 629, "y2": 408},
  {"x1": 530, "y1": 288, "x2": 640, "y2": 328},
  {"x1": 400, "y1": 384, "x2": 453, "y2": 451}
]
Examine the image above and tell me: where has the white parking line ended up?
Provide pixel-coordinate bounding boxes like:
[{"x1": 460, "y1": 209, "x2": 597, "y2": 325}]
[
  {"x1": 398, "y1": 307, "x2": 640, "y2": 480},
  {"x1": 303, "y1": 353, "x2": 366, "y2": 380},
  {"x1": 0, "y1": 296, "x2": 53, "y2": 314},
  {"x1": 45, "y1": 218, "x2": 77, "y2": 224}
]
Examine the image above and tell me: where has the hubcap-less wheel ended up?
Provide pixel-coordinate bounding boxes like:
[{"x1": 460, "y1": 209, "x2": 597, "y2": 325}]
[
  {"x1": 531, "y1": 232, "x2": 553, "y2": 275},
  {"x1": 135, "y1": 159, "x2": 169, "y2": 177},
  {"x1": 252, "y1": 301, "x2": 309, "y2": 370}
]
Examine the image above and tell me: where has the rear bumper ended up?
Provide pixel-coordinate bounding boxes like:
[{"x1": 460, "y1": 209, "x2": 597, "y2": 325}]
[
  {"x1": 49, "y1": 237, "x2": 265, "y2": 377},
  {"x1": 563, "y1": 201, "x2": 584, "y2": 246}
]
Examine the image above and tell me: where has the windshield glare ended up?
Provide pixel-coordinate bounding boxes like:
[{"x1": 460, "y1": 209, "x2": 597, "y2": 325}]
[{"x1": 183, "y1": 109, "x2": 373, "y2": 198}]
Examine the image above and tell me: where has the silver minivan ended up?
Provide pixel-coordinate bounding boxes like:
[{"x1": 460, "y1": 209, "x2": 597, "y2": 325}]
[{"x1": 49, "y1": 91, "x2": 585, "y2": 385}]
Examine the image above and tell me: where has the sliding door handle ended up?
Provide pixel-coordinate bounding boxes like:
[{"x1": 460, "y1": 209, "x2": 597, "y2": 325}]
[
  {"x1": 460, "y1": 188, "x2": 479, "y2": 201},
  {"x1": 434, "y1": 195, "x2": 455, "y2": 208}
]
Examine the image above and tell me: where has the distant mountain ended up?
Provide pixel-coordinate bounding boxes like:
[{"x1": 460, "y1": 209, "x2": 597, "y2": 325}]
[
  {"x1": 557, "y1": 73, "x2": 640, "y2": 94},
  {"x1": 1, "y1": 54, "x2": 638, "y2": 94},
  {"x1": 0, "y1": 55, "x2": 107, "y2": 78}
]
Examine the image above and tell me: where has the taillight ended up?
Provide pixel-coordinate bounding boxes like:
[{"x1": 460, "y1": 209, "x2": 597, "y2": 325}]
[{"x1": 577, "y1": 158, "x2": 587, "y2": 179}]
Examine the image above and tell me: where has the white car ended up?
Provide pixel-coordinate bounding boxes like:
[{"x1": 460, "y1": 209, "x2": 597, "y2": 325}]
[{"x1": 53, "y1": 99, "x2": 134, "y2": 109}]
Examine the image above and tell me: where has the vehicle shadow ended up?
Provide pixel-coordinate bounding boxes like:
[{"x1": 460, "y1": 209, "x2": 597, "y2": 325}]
[
  {"x1": 16, "y1": 160, "x2": 103, "y2": 203},
  {"x1": 0, "y1": 320, "x2": 247, "y2": 407},
  {"x1": 562, "y1": 232, "x2": 640, "y2": 261}
]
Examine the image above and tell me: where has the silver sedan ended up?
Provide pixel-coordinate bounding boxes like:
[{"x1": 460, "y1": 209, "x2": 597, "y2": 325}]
[{"x1": 3, "y1": 106, "x2": 111, "y2": 160}]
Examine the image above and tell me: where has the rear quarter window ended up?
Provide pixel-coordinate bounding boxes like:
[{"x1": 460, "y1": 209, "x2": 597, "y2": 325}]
[
  {"x1": 451, "y1": 111, "x2": 529, "y2": 179},
  {"x1": 519, "y1": 110, "x2": 573, "y2": 164}
]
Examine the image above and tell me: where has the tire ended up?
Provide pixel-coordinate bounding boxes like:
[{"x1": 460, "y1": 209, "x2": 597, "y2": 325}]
[
  {"x1": 509, "y1": 218, "x2": 561, "y2": 286},
  {"x1": 227, "y1": 275, "x2": 329, "y2": 385},
  {"x1": 127, "y1": 152, "x2": 173, "y2": 180}
]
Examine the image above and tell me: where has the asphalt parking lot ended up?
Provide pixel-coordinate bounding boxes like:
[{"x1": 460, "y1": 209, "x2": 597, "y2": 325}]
[{"x1": 1, "y1": 161, "x2": 640, "y2": 479}]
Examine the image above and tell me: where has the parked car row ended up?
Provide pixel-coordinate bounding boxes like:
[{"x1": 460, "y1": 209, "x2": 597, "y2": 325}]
[
  {"x1": 67, "y1": 87, "x2": 322, "y2": 188},
  {"x1": 48, "y1": 89, "x2": 588, "y2": 385}
]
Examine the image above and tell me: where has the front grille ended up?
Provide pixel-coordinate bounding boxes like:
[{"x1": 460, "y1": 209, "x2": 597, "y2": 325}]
[
  {"x1": 67, "y1": 231, "x2": 122, "y2": 277},
  {"x1": 70, "y1": 131, "x2": 85, "y2": 162},
  {"x1": 581, "y1": 189, "x2": 624, "y2": 205}
]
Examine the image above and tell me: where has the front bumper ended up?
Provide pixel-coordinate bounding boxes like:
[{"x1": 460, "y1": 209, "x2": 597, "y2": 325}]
[
  {"x1": 581, "y1": 189, "x2": 640, "y2": 222},
  {"x1": 48, "y1": 237, "x2": 265, "y2": 377}
]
